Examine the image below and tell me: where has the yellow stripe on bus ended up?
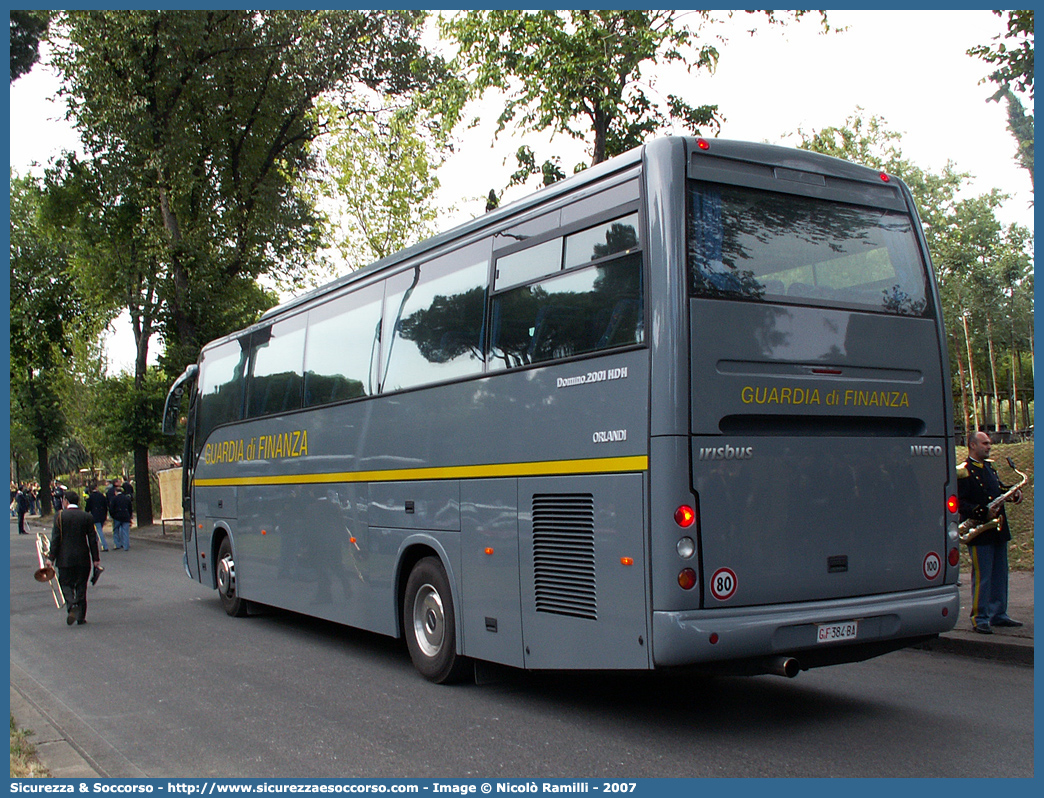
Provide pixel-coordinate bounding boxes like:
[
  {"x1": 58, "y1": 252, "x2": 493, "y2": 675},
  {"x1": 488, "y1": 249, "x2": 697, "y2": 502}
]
[{"x1": 191, "y1": 455, "x2": 649, "y2": 488}]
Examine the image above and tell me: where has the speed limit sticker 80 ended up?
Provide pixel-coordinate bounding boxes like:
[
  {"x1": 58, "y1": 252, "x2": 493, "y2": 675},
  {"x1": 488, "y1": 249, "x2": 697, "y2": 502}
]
[{"x1": 710, "y1": 567, "x2": 737, "y2": 601}]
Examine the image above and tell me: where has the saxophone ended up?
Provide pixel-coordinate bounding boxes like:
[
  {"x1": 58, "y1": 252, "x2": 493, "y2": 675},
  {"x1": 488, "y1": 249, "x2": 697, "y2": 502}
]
[{"x1": 958, "y1": 457, "x2": 1029, "y2": 544}]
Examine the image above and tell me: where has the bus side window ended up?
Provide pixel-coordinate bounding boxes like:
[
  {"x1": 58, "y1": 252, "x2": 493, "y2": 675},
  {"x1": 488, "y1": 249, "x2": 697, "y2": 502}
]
[
  {"x1": 489, "y1": 214, "x2": 643, "y2": 370},
  {"x1": 195, "y1": 338, "x2": 249, "y2": 447},
  {"x1": 303, "y1": 281, "x2": 385, "y2": 407},
  {"x1": 380, "y1": 243, "x2": 489, "y2": 393},
  {"x1": 245, "y1": 315, "x2": 306, "y2": 418}
]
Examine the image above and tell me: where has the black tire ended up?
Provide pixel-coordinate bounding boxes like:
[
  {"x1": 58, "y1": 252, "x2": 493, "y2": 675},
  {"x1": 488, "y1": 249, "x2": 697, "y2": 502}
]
[
  {"x1": 216, "y1": 536, "x2": 249, "y2": 617},
  {"x1": 403, "y1": 557, "x2": 469, "y2": 683}
]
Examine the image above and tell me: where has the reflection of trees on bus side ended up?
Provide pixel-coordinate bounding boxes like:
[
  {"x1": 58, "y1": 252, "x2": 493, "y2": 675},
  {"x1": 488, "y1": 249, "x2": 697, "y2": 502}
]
[
  {"x1": 491, "y1": 256, "x2": 643, "y2": 369},
  {"x1": 396, "y1": 286, "x2": 486, "y2": 364},
  {"x1": 590, "y1": 222, "x2": 638, "y2": 261},
  {"x1": 688, "y1": 185, "x2": 928, "y2": 316}
]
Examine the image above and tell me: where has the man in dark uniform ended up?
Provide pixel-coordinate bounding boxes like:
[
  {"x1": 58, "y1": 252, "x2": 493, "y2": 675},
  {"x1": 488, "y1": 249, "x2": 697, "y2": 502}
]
[
  {"x1": 48, "y1": 490, "x2": 101, "y2": 626},
  {"x1": 84, "y1": 482, "x2": 110, "y2": 552},
  {"x1": 958, "y1": 432, "x2": 1023, "y2": 634}
]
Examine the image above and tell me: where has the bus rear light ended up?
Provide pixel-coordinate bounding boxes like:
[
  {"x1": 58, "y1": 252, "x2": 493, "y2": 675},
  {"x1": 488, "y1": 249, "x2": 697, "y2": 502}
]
[
  {"x1": 946, "y1": 495, "x2": 959, "y2": 514},
  {"x1": 709, "y1": 633, "x2": 719, "y2": 644},
  {"x1": 696, "y1": 138, "x2": 711, "y2": 151},
  {"x1": 676, "y1": 536, "x2": 696, "y2": 559},
  {"x1": 678, "y1": 568, "x2": 697, "y2": 590},
  {"x1": 948, "y1": 547, "x2": 959, "y2": 567},
  {"x1": 880, "y1": 172, "x2": 891, "y2": 182},
  {"x1": 674, "y1": 505, "x2": 696, "y2": 528}
]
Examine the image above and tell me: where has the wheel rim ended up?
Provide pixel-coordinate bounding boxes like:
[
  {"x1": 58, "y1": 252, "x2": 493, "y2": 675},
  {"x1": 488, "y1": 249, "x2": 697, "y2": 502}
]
[
  {"x1": 217, "y1": 554, "x2": 236, "y2": 598},
  {"x1": 412, "y1": 582, "x2": 445, "y2": 658}
]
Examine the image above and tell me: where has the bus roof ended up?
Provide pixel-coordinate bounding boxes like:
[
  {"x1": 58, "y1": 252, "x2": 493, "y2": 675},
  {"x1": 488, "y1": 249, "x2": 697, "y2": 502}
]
[{"x1": 227, "y1": 136, "x2": 902, "y2": 345}]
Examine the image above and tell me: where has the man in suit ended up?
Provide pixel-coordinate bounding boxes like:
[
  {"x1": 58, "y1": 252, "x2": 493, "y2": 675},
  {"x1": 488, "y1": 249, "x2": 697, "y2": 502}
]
[
  {"x1": 958, "y1": 432, "x2": 1024, "y2": 634},
  {"x1": 48, "y1": 490, "x2": 102, "y2": 626},
  {"x1": 84, "y1": 482, "x2": 110, "y2": 552}
]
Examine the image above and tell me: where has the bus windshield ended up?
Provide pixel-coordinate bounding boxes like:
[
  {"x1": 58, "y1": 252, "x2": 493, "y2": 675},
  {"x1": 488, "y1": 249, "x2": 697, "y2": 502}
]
[{"x1": 688, "y1": 182, "x2": 930, "y2": 317}]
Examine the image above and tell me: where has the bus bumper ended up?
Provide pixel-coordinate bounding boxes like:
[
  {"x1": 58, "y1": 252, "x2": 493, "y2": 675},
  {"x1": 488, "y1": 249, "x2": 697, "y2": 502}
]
[{"x1": 651, "y1": 584, "x2": 959, "y2": 668}]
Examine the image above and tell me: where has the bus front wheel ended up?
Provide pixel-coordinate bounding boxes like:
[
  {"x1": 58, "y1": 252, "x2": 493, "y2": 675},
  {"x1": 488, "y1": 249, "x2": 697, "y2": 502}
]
[
  {"x1": 403, "y1": 557, "x2": 469, "y2": 683},
  {"x1": 216, "y1": 537, "x2": 248, "y2": 618}
]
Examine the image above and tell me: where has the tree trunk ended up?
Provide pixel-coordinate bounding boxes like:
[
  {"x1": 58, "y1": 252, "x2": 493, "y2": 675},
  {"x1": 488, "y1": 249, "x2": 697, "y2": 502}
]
[
  {"x1": 953, "y1": 330, "x2": 970, "y2": 438},
  {"x1": 36, "y1": 443, "x2": 53, "y2": 518},
  {"x1": 986, "y1": 316, "x2": 1002, "y2": 433},
  {"x1": 961, "y1": 311, "x2": 980, "y2": 432},
  {"x1": 134, "y1": 444, "x2": 153, "y2": 526}
]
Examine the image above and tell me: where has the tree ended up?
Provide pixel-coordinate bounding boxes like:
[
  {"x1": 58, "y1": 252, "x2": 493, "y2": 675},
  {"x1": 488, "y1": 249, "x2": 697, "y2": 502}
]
[
  {"x1": 9, "y1": 10, "x2": 51, "y2": 82},
  {"x1": 46, "y1": 10, "x2": 448, "y2": 523},
  {"x1": 50, "y1": 10, "x2": 448, "y2": 367},
  {"x1": 316, "y1": 96, "x2": 446, "y2": 270},
  {"x1": 967, "y1": 10, "x2": 1033, "y2": 99},
  {"x1": 968, "y1": 10, "x2": 1034, "y2": 190},
  {"x1": 796, "y1": 111, "x2": 1033, "y2": 436},
  {"x1": 443, "y1": 10, "x2": 827, "y2": 190},
  {"x1": 9, "y1": 172, "x2": 99, "y2": 515}
]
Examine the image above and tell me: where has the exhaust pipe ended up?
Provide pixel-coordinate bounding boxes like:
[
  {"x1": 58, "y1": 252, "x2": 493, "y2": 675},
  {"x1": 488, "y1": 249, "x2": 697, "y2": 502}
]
[{"x1": 766, "y1": 656, "x2": 801, "y2": 678}]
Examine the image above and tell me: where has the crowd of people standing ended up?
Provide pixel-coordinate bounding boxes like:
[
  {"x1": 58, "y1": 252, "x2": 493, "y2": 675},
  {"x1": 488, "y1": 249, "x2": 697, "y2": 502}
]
[{"x1": 11, "y1": 477, "x2": 134, "y2": 545}]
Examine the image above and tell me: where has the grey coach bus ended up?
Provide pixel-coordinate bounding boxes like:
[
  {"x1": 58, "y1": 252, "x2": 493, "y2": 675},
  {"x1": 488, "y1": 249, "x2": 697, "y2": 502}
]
[{"x1": 163, "y1": 137, "x2": 960, "y2": 683}]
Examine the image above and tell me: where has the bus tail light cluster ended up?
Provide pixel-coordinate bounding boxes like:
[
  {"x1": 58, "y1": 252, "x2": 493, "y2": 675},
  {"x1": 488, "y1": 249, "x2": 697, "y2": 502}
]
[
  {"x1": 675, "y1": 504, "x2": 697, "y2": 589},
  {"x1": 946, "y1": 496, "x2": 960, "y2": 567}
]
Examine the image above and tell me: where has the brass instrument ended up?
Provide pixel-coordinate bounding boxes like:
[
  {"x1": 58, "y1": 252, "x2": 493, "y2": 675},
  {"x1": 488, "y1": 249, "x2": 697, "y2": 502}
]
[
  {"x1": 34, "y1": 531, "x2": 65, "y2": 609},
  {"x1": 959, "y1": 457, "x2": 1029, "y2": 544}
]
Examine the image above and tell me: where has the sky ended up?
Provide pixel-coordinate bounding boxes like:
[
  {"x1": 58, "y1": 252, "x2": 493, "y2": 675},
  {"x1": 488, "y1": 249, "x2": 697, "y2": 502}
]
[{"x1": 8, "y1": 9, "x2": 1033, "y2": 374}]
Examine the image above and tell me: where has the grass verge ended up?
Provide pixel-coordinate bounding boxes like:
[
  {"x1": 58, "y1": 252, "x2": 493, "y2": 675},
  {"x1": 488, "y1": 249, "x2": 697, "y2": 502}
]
[
  {"x1": 955, "y1": 439, "x2": 1034, "y2": 572},
  {"x1": 10, "y1": 715, "x2": 50, "y2": 778}
]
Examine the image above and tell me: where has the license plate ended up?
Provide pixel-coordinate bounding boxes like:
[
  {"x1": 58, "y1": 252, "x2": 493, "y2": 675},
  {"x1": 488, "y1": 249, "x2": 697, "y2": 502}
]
[{"x1": 816, "y1": 620, "x2": 858, "y2": 643}]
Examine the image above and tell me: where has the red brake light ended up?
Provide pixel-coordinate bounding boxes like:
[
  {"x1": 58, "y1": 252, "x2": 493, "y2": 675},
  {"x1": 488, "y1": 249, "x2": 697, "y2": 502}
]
[
  {"x1": 948, "y1": 548, "x2": 960, "y2": 567},
  {"x1": 674, "y1": 505, "x2": 696, "y2": 528},
  {"x1": 947, "y1": 495, "x2": 959, "y2": 514},
  {"x1": 696, "y1": 138, "x2": 710, "y2": 151},
  {"x1": 880, "y1": 172, "x2": 891, "y2": 182}
]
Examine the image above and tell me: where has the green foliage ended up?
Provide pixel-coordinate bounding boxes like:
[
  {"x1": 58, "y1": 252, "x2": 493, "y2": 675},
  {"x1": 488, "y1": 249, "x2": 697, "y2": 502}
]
[
  {"x1": 797, "y1": 111, "x2": 1034, "y2": 436},
  {"x1": 967, "y1": 10, "x2": 1033, "y2": 100},
  {"x1": 443, "y1": 10, "x2": 827, "y2": 191},
  {"x1": 968, "y1": 12, "x2": 1033, "y2": 186},
  {"x1": 317, "y1": 95, "x2": 447, "y2": 270},
  {"x1": 9, "y1": 10, "x2": 51, "y2": 82},
  {"x1": 50, "y1": 10, "x2": 446, "y2": 374},
  {"x1": 9, "y1": 171, "x2": 102, "y2": 511},
  {"x1": 95, "y1": 369, "x2": 173, "y2": 456},
  {"x1": 444, "y1": 10, "x2": 722, "y2": 170}
]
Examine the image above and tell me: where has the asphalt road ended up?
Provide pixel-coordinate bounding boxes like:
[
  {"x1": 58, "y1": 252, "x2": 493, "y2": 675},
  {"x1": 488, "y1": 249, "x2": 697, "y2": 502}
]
[{"x1": 9, "y1": 522, "x2": 1034, "y2": 778}]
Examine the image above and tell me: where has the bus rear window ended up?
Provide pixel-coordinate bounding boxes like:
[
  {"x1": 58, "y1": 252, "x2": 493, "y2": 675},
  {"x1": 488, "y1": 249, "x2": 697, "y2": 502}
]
[{"x1": 688, "y1": 182, "x2": 930, "y2": 316}]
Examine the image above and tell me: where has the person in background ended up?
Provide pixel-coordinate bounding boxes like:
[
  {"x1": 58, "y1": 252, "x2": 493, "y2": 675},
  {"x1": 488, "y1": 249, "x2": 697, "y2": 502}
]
[
  {"x1": 958, "y1": 431, "x2": 1024, "y2": 634},
  {"x1": 15, "y1": 484, "x2": 30, "y2": 534},
  {"x1": 52, "y1": 482, "x2": 64, "y2": 516},
  {"x1": 84, "y1": 482, "x2": 110, "y2": 553},
  {"x1": 47, "y1": 490, "x2": 101, "y2": 626},
  {"x1": 110, "y1": 485, "x2": 133, "y2": 551}
]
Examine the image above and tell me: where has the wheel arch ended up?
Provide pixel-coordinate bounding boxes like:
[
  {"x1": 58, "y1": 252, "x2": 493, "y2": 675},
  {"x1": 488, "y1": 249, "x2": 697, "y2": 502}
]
[
  {"x1": 209, "y1": 523, "x2": 233, "y2": 591},
  {"x1": 394, "y1": 537, "x2": 459, "y2": 644}
]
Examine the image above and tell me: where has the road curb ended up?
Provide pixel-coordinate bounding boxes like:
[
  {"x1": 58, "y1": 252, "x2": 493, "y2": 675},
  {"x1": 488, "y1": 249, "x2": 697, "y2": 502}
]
[
  {"x1": 914, "y1": 634, "x2": 1034, "y2": 666},
  {"x1": 10, "y1": 685, "x2": 100, "y2": 778}
]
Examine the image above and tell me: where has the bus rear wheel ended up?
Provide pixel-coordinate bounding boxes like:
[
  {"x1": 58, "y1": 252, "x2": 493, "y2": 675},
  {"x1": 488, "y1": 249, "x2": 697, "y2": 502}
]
[
  {"x1": 403, "y1": 557, "x2": 469, "y2": 683},
  {"x1": 216, "y1": 537, "x2": 248, "y2": 617}
]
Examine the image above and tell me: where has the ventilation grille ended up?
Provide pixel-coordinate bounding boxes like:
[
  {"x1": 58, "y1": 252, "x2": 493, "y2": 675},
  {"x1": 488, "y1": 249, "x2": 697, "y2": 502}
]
[{"x1": 532, "y1": 493, "x2": 597, "y2": 620}]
